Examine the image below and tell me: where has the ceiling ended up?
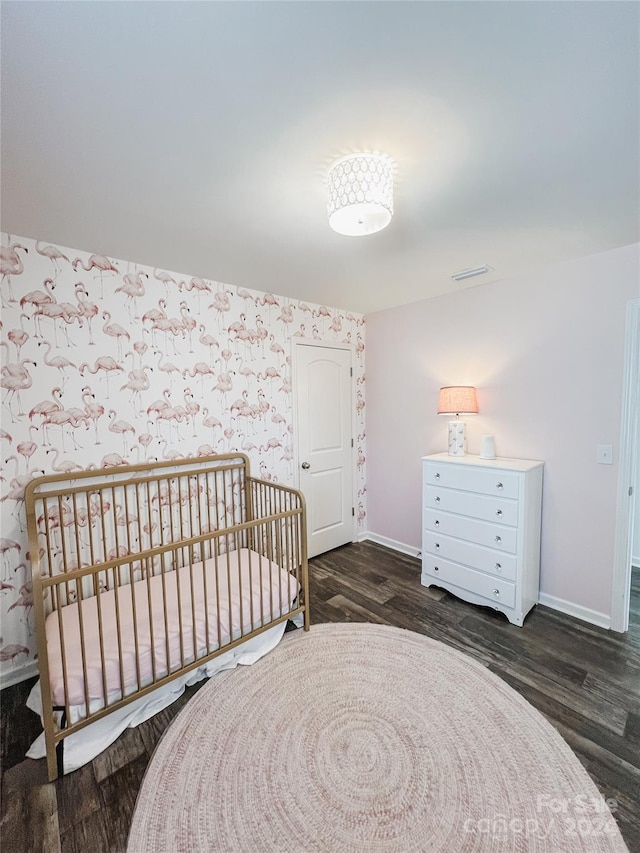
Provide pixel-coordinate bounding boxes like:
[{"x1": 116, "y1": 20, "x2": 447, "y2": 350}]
[{"x1": 1, "y1": 1, "x2": 638, "y2": 315}]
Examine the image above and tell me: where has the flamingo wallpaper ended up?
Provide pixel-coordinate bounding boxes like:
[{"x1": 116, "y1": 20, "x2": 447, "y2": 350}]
[{"x1": 0, "y1": 233, "x2": 366, "y2": 686}]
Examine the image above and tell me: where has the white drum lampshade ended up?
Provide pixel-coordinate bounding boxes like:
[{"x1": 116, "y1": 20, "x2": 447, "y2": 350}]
[
  {"x1": 437, "y1": 386, "x2": 478, "y2": 457},
  {"x1": 327, "y1": 153, "x2": 393, "y2": 237}
]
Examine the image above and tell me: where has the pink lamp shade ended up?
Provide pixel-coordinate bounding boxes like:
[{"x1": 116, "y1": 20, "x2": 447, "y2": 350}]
[{"x1": 437, "y1": 386, "x2": 478, "y2": 416}]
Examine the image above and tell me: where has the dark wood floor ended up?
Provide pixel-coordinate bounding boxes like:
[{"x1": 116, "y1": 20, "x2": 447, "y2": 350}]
[{"x1": 1, "y1": 542, "x2": 639, "y2": 852}]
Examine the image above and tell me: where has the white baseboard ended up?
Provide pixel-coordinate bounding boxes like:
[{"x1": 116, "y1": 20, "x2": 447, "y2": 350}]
[
  {"x1": 360, "y1": 531, "x2": 421, "y2": 559},
  {"x1": 361, "y1": 534, "x2": 613, "y2": 630},
  {"x1": 537, "y1": 593, "x2": 611, "y2": 630},
  {"x1": 0, "y1": 660, "x2": 39, "y2": 691}
]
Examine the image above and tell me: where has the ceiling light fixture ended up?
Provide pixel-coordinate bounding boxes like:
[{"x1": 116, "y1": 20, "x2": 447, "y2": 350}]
[
  {"x1": 327, "y1": 153, "x2": 393, "y2": 237},
  {"x1": 450, "y1": 265, "x2": 493, "y2": 282}
]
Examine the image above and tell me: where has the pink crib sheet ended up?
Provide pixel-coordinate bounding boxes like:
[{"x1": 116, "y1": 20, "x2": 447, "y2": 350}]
[{"x1": 45, "y1": 548, "x2": 299, "y2": 707}]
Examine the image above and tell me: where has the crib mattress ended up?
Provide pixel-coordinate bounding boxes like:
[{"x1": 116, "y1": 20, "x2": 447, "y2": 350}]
[{"x1": 45, "y1": 548, "x2": 299, "y2": 707}]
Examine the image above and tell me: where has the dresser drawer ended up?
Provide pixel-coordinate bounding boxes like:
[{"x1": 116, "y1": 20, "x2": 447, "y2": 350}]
[
  {"x1": 424, "y1": 512, "x2": 517, "y2": 554},
  {"x1": 424, "y1": 485, "x2": 518, "y2": 526},
  {"x1": 423, "y1": 463, "x2": 520, "y2": 499},
  {"x1": 422, "y1": 555, "x2": 516, "y2": 609},
  {"x1": 422, "y1": 530, "x2": 517, "y2": 579}
]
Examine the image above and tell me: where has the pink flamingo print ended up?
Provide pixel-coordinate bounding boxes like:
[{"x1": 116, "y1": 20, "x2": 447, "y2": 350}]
[
  {"x1": 29, "y1": 387, "x2": 63, "y2": 424},
  {"x1": 329, "y1": 314, "x2": 343, "y2": 337},
  {"x1": 198, "y1": 324, "x2": 219, "y2": 364},
  {"x1": 148, "y1": 312, "x2": 184, "y2": 354},
  {"x1": 80, "y1": 389, "x2": 103, "y2": 443},
  {"x1": 179, "y1": 301, "x2": 197, "y2": 351},
  {"x1": 100, "y1": 453, "x2": 128, "y2": 468},
  {"x1": 153, "y1": 349, "x2": 181, "y2": 387},
  {"x1": 73, "y1": 284, "x2": 99, "y2": 344},
  {"x1": 72, "y1": 254, "x2": 119, "y2": 297},
  {"x1": 154, "y1": 269, "x2": 183, "y2": 296},
  {"x1": 0, "y1": 242, "x2": 28, "y2": 305},
  {"x1": 115, "y1": 271, "x2": 148, "y2": 319},
  {"x1": 197, "y1": 443, "x2": 217, "y2": 457},
  {"x1": 79, "y1": 356, "x2": 124, "y2": 397},
  {"x1": 208, "y1": 290, "x2": 233, "y2": 330},
  {"x1": 254, "y1": 292, "x2": 279, "y2": 320},
  {"x1": 152, "y1": 403, "x2": 188, "y2": 441},
  {"x1": 0, "y1": 538, "x2": 21, "y2": 576},
  {"x1": 133, "y1": 339, "x2": 149, "y2": 365},
  {"x1": 1, "y1": 468, "x2": 45, "y2": 529},
  {"x1": 237, "y1": 287, "x2": 254, "y2": 306},
  {"x1": 269, "y1": 335, "x2": 285, "y2": 360},
  {"x1": 19, "y1": 277, "x2": 56, "y2": 314},
  {"x1": 108, "y1": 410, "x2": 136, "y2": 454},
  {"x1": 201, "y1": 408, "x2": 223, "y2": 443},
  {"x1": 235, "y1": 356, "x2": 257, "y2": 387},
  {"x1": 212, "y1": 370, "x2": 234, "y2": 408},
  {"x1": 33, "y1": 300, "x2": 82, "y2": 346},
  {"x1": 120, "y1": 364, "x2": 153, "y2": 413},
  {"x1": 259, "y1": 436, "x2": 282, "y2": 456},
  {"x1": 182, "y1": 361, "x2": 216, "y2": 394},
  {"x1": 183, "y1": 388, "x2": 201, "y2": 436},
  {"x1": 7, "y1": 314, "x2": 30, "y2": 359},
  {"x1": 0, "y1": 642, "x2": 30, "y2": 662},
  {"x1": 38, "y1": 340, "x2": 77, "y2": 386},
  {"x1": 41, "y1": 405, "x2": 89, "y2": 452},
  {"x1": 36, "y1": 242, "x2": 70, "y2": 273},
  {"x1": 102, "y1": 311, "x2": 130, "y2": 360},
  {"x1": 138, "y1": 432, "x2": 155, "y2": 460},
  {"x1": 46, "y1": 447, "x2": 84, "y2": 473},
  {"x1": 219, "y1": 425, "x2": 235, "y2": 453},
  {"x1": 276, "y1": 304, "x2": 294, "y2": 331},
  {"x1": 1, "y1": 359, "x2": 36, "y2": 420},
  {"x1": 146, "y1": 388, "x2": 172, "y2": 419},
  {"x1": 16, "y1": 426, "x2": 40, "y2": 471},
  {"x1": 142, "y1": 298, "x2": 167, "y2": 327},
  {"x1": 180, "y1": 277, "x2": 212, "y2": 311},
  {"x1": 254, "y1": 315, "x2": 269, "y2": 355}
]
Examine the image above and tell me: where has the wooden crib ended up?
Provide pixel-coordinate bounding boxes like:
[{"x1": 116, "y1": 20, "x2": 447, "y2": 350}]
[{"x1": 25, "y1": 453, "x2": 309, "y2": 781}]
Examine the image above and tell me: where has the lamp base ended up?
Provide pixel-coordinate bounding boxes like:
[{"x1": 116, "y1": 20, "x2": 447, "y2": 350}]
[{"x1": 447, "y1": 420, "x2": 466, "y2": 456}]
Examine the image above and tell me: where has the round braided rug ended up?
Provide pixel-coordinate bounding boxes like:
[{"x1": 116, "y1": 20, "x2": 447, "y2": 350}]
[{"x1": 128, "y1": 623, "x2": 626, "y2": 852}]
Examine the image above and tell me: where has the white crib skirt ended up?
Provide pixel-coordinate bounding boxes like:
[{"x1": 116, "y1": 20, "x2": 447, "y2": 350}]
[{"x1": 26, "y1": 620, "x2": 288, "y2": 774}]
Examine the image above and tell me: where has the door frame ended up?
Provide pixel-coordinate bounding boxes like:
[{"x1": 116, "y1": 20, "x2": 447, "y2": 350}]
[
  {"x1": 290, "y1": 337, "x2": 357, "y2": 547},
  {"x1": 611, "y1": 297, "x2": 640, "y2": 632}
]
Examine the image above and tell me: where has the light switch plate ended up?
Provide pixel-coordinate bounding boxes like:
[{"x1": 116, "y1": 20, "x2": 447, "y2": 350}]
[{"x1": 597, "y1": 444, "x2": 613, "y2": 464}]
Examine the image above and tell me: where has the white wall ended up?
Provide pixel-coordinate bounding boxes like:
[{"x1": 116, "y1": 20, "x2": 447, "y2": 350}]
[{"x1": 365, "y1": 244, "x2": 639, "y2": 623}]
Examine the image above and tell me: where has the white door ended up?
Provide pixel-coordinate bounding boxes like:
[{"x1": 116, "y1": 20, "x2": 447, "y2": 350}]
[{"x1": 293, "y1": 342, "x2": 354, "y2": 558}]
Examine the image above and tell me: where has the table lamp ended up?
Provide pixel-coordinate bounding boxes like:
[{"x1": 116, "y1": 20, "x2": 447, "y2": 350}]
[{"x1": 437, "y1": 386, "x2": 478, "y2": 456}]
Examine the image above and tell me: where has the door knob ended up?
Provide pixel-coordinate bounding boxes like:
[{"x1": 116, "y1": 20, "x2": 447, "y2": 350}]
[{"x1": 301, "y1": 462, "x2": 311, "y2": 469}]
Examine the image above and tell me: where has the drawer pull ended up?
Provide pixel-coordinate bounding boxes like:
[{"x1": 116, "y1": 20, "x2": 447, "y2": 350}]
[
  {"x1": 434, "y1": 496, "x2": 441, "y2": 503},
  {"x1": 496, "y1": 509, "x2": 503, "y2": 517},
  {"x1": 434, "y1": 472, "x2": 441, "y2": 479},
  {"x1": 434, "y1": 566, "x2": 439, "y2": 572},
  {"x1": 435, "y1": 543, "x2": 440, "y2": 549},
  {"x1": 496, "y1": 482, "x2": 504, "y2": 490},
  {"x1": 495, "y1": 535, "x2": 502, "y2": 543},
  {"x1": 493, "y1": 589, "x2": 500, "y2": 597},
  {"x1": 495, "y1": 562, "x2": 502, "y2": 571},
  {"x1": 434, "y1": 520, "x2": 440, "y2": 527}
]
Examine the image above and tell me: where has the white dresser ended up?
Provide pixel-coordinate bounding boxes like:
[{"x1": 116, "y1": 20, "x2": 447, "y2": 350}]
[{"x1": 421, "y1": 453, "x2": 543, "y2": 626}]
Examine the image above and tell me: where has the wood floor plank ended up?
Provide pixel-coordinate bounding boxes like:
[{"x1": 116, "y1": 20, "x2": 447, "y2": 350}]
[{"x1": 1, "y1": 541, "x2": 638, "y2": 852}]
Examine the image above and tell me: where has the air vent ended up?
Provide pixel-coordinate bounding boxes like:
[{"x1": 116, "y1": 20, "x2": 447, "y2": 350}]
[{"x1": 450, "y1": 265, "x2": 493, "y2": 282}]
